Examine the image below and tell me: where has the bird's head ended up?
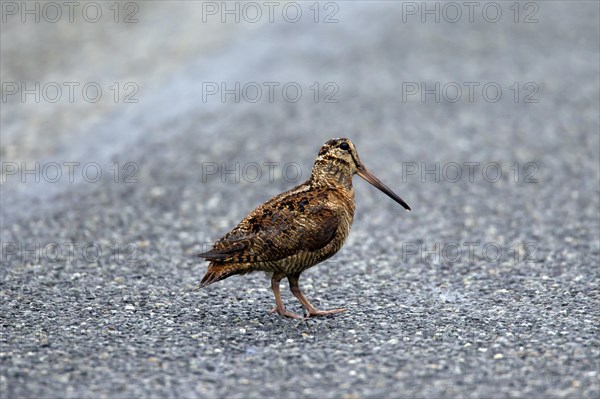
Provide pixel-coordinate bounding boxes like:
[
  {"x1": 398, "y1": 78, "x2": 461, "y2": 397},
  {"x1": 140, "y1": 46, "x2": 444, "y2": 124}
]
[
  {"x1": 314, "y1": 138, "x2": 363, "y2": 173},
  {"x1": 312, "y1": 138, "x2": 411, "y2": 211}
]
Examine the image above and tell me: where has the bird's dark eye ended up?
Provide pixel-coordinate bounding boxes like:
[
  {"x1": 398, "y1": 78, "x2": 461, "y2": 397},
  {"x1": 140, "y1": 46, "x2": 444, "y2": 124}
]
[{"x1": 339, "y1": 142, "x2": 350, "y2": 151}]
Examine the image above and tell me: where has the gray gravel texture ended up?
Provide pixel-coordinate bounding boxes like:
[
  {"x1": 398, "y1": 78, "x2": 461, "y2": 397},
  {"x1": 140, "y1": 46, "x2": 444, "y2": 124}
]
[{"x1": 1, "y1": 2, "x2": 599, "y2": 398}]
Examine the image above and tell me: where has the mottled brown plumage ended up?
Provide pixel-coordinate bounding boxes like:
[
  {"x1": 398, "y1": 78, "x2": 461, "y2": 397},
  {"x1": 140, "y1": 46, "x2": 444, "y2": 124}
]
[{"x1": 195, "y1": 138, "x2": 410, "y2": 318}]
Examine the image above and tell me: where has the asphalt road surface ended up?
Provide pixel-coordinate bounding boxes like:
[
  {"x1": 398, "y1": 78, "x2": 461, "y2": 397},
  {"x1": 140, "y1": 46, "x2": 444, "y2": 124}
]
[{"x1": 1, "y1": 2, "x2": 599, "y2": 398}]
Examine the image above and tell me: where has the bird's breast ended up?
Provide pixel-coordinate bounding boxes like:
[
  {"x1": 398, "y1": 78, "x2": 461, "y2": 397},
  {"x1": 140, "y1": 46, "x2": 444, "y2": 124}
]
[{"x1": 325, "y1": 187, "x2": 355, "y2": 250}]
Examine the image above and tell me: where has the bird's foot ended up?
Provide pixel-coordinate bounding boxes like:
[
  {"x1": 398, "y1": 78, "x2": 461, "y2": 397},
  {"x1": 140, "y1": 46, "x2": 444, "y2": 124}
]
[
  {"x1": 307, "y1": 308, "x2": 347, "y2": 317},
  {"x1": 268, "y1": 307, "x2": 304, "y2": 319}
]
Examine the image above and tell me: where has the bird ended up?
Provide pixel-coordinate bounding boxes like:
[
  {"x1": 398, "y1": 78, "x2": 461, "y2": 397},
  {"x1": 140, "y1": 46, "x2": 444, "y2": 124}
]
[{"x1": 195, "y1": 138, "x2": 410, "y2": 318}]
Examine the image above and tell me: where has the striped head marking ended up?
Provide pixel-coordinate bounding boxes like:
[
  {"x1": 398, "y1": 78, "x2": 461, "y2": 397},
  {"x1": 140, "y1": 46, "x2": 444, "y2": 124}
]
[{"x1": 315, "y1": 138, "x2": 363, "y2": 173}]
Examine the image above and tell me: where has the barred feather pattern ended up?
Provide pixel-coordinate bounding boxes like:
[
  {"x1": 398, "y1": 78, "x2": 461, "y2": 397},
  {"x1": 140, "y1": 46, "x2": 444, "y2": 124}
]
[{"x1": 196, "y1": 168, "x2": 355, "y2": 286}]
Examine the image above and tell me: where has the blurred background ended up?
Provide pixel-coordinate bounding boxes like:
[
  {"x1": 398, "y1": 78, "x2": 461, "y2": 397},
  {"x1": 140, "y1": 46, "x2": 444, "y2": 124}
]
[{"x1": 1, "y1": 1, "x2": 599, "y2": 398}]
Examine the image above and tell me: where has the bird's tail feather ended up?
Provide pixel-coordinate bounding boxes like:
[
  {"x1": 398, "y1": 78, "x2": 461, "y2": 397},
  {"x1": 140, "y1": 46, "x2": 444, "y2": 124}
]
[{"x1": 194, "y1": 264, "x2": 250, "y2": 290}]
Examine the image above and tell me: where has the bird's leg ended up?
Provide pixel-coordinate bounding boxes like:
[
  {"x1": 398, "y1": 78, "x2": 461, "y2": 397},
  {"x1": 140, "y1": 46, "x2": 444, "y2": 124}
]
[
  {"x1": 269, "y1": 274, "x2": 304, "y2": 319},
  {"x1": 288, "y1": 275, "x2": 346, "y2": 317}
]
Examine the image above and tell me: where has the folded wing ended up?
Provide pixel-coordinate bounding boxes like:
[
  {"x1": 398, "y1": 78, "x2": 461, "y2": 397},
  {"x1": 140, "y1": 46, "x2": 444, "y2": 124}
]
[{"x1": 198, "y1": 191, "x2": 339, "y2": 264}]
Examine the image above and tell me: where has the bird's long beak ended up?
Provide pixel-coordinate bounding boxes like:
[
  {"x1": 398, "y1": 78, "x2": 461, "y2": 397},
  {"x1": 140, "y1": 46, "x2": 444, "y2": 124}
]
[{"x1": 357, "y1": 166, "x2": 411, "y2": 211}]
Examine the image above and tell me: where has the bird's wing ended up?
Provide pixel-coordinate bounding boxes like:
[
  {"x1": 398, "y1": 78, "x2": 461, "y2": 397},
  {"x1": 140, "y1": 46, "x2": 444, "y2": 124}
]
[{"x1": 198, "y1": 190, "x2": 339, "y2": 263}]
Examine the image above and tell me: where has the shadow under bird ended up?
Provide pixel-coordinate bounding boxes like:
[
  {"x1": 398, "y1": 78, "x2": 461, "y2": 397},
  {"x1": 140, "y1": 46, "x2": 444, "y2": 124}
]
[{"x1": 195, "y1": 138, "x2": 410, "y2": 318}]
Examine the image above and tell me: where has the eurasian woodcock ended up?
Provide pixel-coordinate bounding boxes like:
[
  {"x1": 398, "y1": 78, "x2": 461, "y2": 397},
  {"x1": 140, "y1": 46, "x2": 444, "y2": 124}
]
[{"x1": 196, "y1": 138, "x2": 410, "y2": 318}]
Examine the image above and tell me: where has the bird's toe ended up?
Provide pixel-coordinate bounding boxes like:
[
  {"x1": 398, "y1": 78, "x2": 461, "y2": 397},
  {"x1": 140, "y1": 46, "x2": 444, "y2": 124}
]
[
  {"x1": 308, "y1": 308, "x2": 347, "y2": 317},
  {"x1": 268, "y1": 307, "x2": 304, "y2": 319}
]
